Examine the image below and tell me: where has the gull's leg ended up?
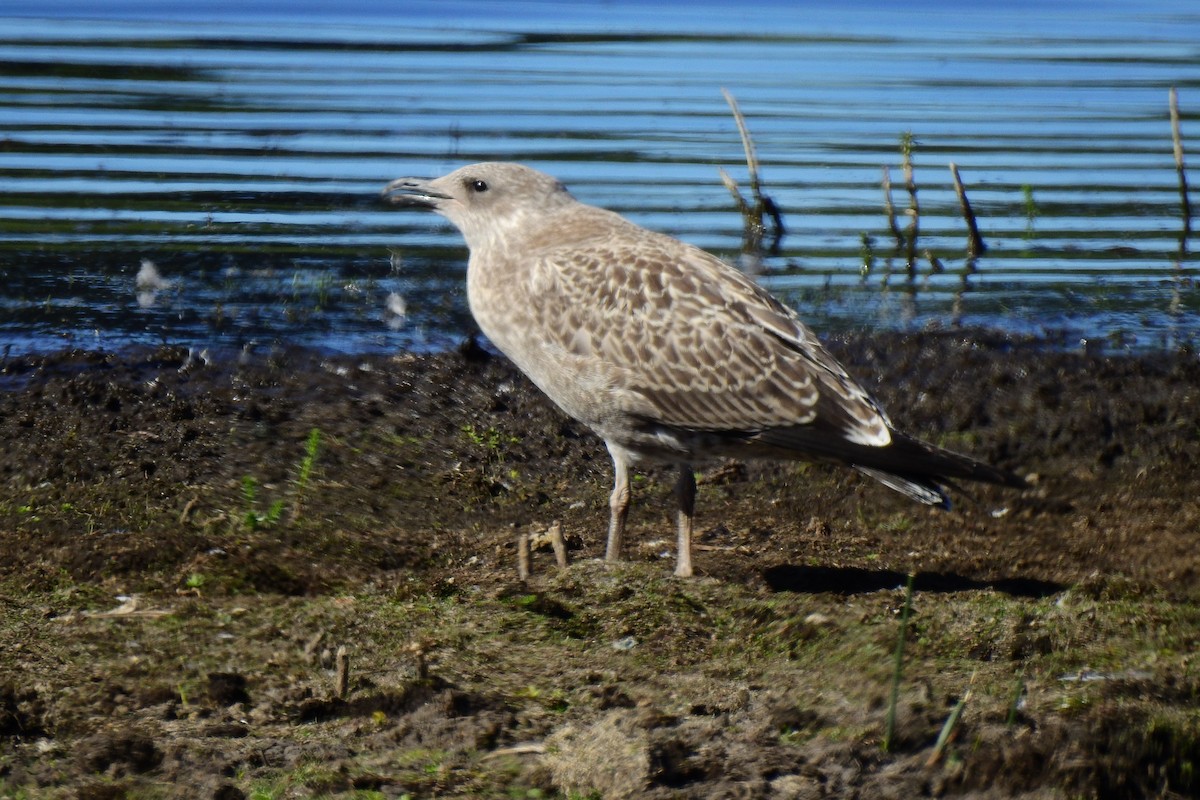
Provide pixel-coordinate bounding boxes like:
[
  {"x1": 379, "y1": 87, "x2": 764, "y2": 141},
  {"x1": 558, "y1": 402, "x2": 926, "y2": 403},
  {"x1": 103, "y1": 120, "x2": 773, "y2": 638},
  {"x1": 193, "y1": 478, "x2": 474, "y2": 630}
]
[
  {"x1": 674, "y1": 463, "x2": 696, "y2": 578},
  {"x1": 605, "y1": 446, "x2": 631, "y2": 562}
]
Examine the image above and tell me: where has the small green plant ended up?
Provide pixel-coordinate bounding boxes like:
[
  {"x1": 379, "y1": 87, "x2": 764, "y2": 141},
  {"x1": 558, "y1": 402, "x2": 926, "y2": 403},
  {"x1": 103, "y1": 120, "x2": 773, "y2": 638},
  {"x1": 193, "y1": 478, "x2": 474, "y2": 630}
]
[
  {"x1": 462, "y1": 423, "x2": 518, "y2": 463},
  {"x1": 296, "y1": 428, "x2": 320, "y2": 491},
  {"x1": 241, "y1": 475, "x2": 285, "y2": 530},
  {"x1": 239, "y1": 429, "x2": 322, "y2": 529},
  {"x1": 290, "y1": 427, "x2": 321, "y2": 522}
]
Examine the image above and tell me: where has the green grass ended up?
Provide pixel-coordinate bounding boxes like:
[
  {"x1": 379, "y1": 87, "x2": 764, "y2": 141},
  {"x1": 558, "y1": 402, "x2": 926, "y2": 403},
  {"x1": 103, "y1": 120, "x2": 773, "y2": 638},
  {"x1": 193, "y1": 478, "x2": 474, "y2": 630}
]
[
  {"x1": 2, "y1": 546, "x2": 1198, "y2": 797},
  {"x1": 238, "y1": 427, "x2": 322, "y2": 529},
  {"x1": 461, "y1": 423, "x2": 520, "y2": 463},
  {"x1": 240, "y1": 474, "x2": 285, "y2": 530}
]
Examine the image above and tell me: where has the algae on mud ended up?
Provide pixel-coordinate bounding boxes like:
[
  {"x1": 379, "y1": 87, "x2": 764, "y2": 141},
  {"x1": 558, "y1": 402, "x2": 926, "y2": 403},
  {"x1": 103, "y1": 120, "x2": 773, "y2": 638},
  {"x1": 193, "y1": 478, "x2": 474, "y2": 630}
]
[{"x1": 0, "y1": 332, "x2": 1198, "y2": 798}]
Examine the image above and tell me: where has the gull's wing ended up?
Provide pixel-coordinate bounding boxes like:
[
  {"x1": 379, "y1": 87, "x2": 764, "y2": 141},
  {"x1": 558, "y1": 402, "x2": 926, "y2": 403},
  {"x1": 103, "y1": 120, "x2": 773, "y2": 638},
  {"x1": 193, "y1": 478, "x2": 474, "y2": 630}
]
[{"x1": 528, "y1": 219, "x2": 892, "y2": 448}]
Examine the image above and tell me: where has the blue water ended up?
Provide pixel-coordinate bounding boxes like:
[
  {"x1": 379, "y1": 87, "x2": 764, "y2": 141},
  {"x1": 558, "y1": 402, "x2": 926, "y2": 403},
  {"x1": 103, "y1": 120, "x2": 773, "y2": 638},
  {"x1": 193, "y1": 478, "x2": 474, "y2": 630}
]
[{"x1": 1, "y1": 0, "x2": 1197, "y2": 356}]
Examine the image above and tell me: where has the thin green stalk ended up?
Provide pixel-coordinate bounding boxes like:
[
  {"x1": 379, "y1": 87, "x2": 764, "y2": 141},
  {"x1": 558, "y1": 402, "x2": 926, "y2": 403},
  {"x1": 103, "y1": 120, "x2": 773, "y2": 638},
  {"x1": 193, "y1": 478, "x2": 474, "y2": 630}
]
[
  {"x1": 883, "y1": 572, "x2": 916, "y2": 753},
  {"x1": 291, "y1": 427, "x2": 322, "y2": 522}
]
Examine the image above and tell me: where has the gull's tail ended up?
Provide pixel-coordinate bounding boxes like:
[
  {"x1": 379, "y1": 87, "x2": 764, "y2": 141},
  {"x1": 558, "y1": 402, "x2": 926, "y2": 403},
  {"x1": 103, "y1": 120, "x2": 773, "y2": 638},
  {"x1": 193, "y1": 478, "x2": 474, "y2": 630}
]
[{"x1": 752, "y1": 427, "x2": 1027, "y2": 509}]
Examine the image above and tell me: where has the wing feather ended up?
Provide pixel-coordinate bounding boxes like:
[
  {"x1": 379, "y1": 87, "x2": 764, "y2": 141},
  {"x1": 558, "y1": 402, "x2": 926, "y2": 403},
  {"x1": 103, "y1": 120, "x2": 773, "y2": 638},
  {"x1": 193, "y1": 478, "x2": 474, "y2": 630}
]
[{"x1": 524, "y1": 216, "x2": 890, "y2": 445}]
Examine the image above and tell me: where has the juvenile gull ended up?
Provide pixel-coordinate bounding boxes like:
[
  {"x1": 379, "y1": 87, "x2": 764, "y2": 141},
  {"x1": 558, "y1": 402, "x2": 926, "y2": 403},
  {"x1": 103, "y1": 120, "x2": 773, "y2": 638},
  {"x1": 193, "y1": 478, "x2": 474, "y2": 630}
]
[{"x1": 383, "y1": 163, "x2": 1025, "y2": 577}]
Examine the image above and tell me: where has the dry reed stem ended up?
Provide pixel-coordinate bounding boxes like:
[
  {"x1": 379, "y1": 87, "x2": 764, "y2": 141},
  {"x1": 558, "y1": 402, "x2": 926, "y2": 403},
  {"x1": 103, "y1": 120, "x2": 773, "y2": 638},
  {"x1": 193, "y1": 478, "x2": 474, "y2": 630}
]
[
  {"x1": 882, "y1": 166, "x2": 904, "y2": 249},
  {"x1": 178, "y1": 496, "x2": 198, "y2": 524},
  {"x1": 517, "y1": 532, "x2": 531, "y2": 581},
  {"x1": 334, "y1": 645, "x2": 349, "y2": 700},
  {"x1": 549, "y1": 520, "x2": 568, "y2": 570},
  {"x1": 722, "y1": 88, "x2": 762, "y2": 198},
  {"x1": 927, "y1": 678, "x2": 974, "y2": 767},
  {"x1": 1170, "y1": 87, "x2": 1191, "y2": 235},
  {"x1": 949, "y1": 162, "x2": 986, "y2": 255},
  {"x1": 718, "y1": 168, "x2": 753, "y2": 220},
  {"x1": 901, "y1": 134, "x2": 919, "y2": 278},
  {"x1": 924, "y1": 250, "x2": 944, "y2": 275},
  {"x1": 720, "y1": 88, "x2": 784, "y2": 257}
]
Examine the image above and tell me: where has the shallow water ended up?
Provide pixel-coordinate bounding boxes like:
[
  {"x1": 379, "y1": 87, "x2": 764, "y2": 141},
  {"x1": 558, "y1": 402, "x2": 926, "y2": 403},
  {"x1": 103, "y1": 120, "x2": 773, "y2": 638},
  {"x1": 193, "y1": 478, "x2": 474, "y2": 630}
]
[{"x1": 1, "y1": 0, "x2": 1198, "y2": 356}]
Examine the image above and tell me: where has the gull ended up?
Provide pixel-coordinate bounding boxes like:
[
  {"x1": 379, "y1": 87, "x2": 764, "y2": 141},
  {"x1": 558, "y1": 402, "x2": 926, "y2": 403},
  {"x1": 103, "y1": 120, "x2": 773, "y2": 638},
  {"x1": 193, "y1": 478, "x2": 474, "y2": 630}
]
[{"x1": 383, "y1": 163, "x2": 1025, "y2": 577}]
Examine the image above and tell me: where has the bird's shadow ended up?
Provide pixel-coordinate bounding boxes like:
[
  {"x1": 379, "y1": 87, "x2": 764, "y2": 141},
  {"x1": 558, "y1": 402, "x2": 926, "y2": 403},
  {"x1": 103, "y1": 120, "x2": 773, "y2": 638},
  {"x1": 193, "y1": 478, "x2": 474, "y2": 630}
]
[{"x1": 762, "y1": 564, "x2": 1063, "y2": 599}]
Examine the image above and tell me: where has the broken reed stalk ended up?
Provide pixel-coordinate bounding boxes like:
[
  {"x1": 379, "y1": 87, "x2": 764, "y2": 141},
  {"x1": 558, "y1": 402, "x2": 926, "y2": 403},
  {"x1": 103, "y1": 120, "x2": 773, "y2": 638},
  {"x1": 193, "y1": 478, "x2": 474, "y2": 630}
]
[
  {"x1": 1170, "y1": 89, "x2": 1190, "y2": 321},
  {"x1": 882, "y1": 166, "x2": 905, "y2": 249},
  {"x1": 924, "y1": 249, "x2": 944, "y2": 276},
  {"x1": 549, "y1": 520, "x2": 569, "y2": 570},
  {"x1": 1170, "y1": 87, "x2": 1191, "y2": 235},
  {"x1": 720, "y1": 88, "x2": 785, "y2": 257},
  {"x1": 927, "y1": 677, "x2": 974, "y2": 767},
  {"x1": 723, "y1": 88, "x2": 762, "y2": 201},
  {"x1": 719, "y1": 89, "x2": 765, "y2": 258},
  {"x1": 178, "y1": 496, "x2": 198, "y2": 525},
  {"x1": 334, "y1": 645, "x2": 349, "y2": 700},
  {"x1": 949, "y1": 162, "x2": 986, "y2": 255},
  {"x1": 883, "y1": 572, "x2": 916, "y2": 753},
  {"x1": 517, "y1": 532, "x2": 531, "y2": 581},
  {"x1": 761, "y1": 196, "x2": 785, "y2": 253},
  {"x1": 717, "y1": 168, "x2": 761, "y2": 256},
  {"x1": 951, "y1": 256, "x2": 977, "y2": 327},
  {"x1": 901, "y1": 133, "x2": 919, "y2": 279}
]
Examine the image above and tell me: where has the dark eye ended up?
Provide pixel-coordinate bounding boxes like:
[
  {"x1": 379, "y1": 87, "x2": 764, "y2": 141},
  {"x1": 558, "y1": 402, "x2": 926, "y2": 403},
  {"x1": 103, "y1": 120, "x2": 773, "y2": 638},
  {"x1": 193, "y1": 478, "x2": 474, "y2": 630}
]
[{"x1": 468, "y1": 179, "x2": 488, "y2": 193}]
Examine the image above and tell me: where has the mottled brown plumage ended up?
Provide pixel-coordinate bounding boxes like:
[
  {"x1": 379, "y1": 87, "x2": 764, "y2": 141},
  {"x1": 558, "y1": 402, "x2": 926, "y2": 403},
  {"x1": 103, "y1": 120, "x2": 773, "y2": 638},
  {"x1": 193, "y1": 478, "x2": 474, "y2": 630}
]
[{"x1": 383, "y1": 162, "x2": 1024, "y2": 577}]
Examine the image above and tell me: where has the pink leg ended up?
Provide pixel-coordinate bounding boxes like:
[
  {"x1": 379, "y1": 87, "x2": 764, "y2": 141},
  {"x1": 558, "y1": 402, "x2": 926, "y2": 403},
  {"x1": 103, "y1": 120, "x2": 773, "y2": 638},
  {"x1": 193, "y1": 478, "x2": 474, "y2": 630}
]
[
  {"x1": 605, "y1": 449, "x2": 631, "y2": 562},
  {"x1": 674, "y1": 464, "x2": 696, "y2": 578}
]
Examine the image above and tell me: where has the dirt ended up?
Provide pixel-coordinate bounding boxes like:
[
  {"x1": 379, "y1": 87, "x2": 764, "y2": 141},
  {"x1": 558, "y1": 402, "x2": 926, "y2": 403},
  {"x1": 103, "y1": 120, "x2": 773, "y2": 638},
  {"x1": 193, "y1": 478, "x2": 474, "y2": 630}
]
[{"x1": 0, "y1": 330, "x2": 1197, "y2": 799}]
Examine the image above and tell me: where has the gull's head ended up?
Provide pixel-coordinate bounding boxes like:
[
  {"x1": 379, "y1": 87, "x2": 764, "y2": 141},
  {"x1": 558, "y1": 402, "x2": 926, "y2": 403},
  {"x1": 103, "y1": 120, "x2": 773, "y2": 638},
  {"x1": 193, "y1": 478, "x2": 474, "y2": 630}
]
[{"x1": 382, "y1": 162, "x2": 576, "y2": 251}]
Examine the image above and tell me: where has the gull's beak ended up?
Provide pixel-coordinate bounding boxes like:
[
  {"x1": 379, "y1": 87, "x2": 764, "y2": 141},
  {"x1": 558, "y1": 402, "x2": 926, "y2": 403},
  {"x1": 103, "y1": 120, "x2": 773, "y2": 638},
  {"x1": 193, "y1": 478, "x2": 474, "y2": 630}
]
[{"x1": 381, "y1": 177, "x2": 450, "y2": 209}]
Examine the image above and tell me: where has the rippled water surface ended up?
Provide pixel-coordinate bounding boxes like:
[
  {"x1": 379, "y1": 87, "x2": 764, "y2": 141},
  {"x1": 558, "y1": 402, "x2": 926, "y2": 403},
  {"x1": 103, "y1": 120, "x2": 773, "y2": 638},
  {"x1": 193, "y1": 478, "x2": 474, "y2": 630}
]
[{"x1": 2, "y1": 0, "x2": 1198, "y2": 356}]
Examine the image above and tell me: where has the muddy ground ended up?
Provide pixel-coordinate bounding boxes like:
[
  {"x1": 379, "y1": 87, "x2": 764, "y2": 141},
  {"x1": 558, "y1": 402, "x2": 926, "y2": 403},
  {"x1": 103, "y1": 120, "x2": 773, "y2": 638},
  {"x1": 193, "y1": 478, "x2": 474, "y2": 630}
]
[{"x1": 0, "y1": 330, "x2": 1197, "y2": 799}]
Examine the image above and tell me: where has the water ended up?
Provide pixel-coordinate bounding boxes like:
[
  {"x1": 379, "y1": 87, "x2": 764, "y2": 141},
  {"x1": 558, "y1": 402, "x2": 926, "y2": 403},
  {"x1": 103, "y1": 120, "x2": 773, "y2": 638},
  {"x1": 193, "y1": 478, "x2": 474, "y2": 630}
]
[{"x1": 1, "y1": 0, "x2": 1197, "y2": 357}]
